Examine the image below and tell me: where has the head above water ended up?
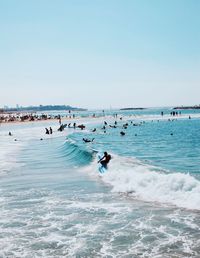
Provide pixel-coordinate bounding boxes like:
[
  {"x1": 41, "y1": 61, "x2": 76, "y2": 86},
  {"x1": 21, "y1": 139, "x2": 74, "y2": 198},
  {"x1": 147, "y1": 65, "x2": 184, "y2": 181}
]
[{"x1": 104, "y1": 152, "x2": 108, "y2": 156}]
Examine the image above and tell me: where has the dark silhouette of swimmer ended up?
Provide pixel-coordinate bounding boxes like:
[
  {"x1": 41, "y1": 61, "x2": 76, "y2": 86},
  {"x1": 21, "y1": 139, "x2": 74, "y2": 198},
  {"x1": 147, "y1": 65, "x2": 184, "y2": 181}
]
[
  {"x1": 92, "y1": 128, "x2": 96, "y2": 132},
  {"x1": 58, "y1": 116, "x2": 62, "y2": 125},
  {"x1": 98, "y1": 152, "x2": 111, "y2": 168},
  {"x1": 78, "y1": 124, "x2": 86, "y2": 130},
  {"x1": 83, "y1": 138, "x2": 94, "y2": 143},
  {"x1": 58, "y1": 124, "x2": 65, "y2": 132},
  {"x1": 49, "y1": 127, "x2": 53, "y2": 134},
  {"x1": 45, "y1": 128, "x2": 49, "y2": 134},
  {"x1": 8, "y1": 132, "x2": 12, "y2": 136},
  {"x1": 120, "y1": 131, "x2": 125, "y2": 136},
  {"x1": 123, "y1": 123, "x2": 129, "y2": 127}
]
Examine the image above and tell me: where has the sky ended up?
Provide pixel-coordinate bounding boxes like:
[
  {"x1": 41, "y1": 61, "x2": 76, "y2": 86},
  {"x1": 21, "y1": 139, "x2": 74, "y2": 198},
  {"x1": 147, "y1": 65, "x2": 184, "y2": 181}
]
[{"x1": 0, "y1": 0, "x2": 199, "y2": 109}]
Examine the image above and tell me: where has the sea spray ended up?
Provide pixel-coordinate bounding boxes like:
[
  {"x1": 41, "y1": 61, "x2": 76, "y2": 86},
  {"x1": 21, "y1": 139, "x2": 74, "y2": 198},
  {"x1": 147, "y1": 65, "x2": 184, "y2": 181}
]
[{"x1": 86, "y1": 154, "x2": 200, "y2": 210}]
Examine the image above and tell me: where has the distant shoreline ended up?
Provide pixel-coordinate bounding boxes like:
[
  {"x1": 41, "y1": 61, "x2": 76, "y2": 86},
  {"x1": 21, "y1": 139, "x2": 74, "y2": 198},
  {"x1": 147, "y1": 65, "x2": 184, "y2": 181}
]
[
  {"x1": 1, "y1": 105, "x2": 87, "y2": 113},
  {"x1": 173, "y1": 106, "x2": 200, "y2": 110},
  {"x1": 120, "y1": 108, "x2": 146, "y2": 111}
]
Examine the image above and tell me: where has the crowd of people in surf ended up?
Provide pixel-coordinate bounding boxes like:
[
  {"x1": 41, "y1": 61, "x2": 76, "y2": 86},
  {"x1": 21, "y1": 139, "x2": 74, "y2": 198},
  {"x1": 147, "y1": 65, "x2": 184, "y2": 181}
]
[
  {"x1": 7, "y1": 111, "x2": 192, "y2": 139},
  {"x1": 6, "y1": 111, "x2": 194, "y2": 169},
  {"x1": 47, "y1": 117, "x2": 144, "y2": 139},
  {"x1": 53, "y1": 111, "x2": 193, "y2": 146},
  {"x1": 6, "y1": 110, "x2": 193, "y2": 145}
]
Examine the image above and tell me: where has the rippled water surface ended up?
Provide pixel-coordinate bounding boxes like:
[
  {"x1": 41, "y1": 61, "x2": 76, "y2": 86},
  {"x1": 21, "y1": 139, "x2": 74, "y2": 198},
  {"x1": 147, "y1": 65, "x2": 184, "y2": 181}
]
[{"x1": 0, "y1": 108, "x2": 200, "y2": 257}]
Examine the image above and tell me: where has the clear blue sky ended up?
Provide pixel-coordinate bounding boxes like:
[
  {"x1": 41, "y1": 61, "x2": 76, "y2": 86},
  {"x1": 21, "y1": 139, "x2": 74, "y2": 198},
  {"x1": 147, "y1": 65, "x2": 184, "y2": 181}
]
[{"x1": 0, "y1": 0, "x2": 199, "y2": 109}]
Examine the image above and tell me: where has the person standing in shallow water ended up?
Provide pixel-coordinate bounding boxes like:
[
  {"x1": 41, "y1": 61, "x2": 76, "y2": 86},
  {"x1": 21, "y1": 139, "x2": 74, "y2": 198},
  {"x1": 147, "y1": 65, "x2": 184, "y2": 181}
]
[
  {"x1": 98, "y1": 152, "x2": 111, "y2": 168},
  {"x1": 58, "y1": 115, "x2": 62, "y2": 125},
  {"x1": 45, "y1": 128, "x2": 49, "y2": 134}
]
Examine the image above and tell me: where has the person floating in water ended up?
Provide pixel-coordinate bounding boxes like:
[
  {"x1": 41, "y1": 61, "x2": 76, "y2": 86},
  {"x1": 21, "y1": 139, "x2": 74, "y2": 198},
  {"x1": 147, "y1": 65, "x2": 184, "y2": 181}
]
[
  {"x1": 98, "y1": 152, "x2": 111, "y2": 168},
  {"x1": 82, "y1": 138, "x2": 94, "y2": 143}
]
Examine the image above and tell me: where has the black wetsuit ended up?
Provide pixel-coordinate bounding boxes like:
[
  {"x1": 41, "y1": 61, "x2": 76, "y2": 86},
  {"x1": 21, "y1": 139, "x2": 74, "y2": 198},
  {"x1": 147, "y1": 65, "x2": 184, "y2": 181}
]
[{"x1": 100, "y1": 154, "x2": 111, "y2": 168}]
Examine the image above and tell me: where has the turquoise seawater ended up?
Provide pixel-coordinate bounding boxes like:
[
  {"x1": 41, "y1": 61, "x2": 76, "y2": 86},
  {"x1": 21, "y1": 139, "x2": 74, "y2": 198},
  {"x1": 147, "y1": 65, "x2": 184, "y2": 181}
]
[{"x1": 0, "y1": 108, "x2": 200, "y2": 257}]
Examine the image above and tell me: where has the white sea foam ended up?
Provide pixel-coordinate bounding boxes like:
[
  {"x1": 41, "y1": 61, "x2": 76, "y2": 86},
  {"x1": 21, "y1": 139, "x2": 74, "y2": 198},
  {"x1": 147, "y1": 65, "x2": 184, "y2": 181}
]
[
  {"x1": 0, "y1": 123, "x2": 68, "y2": 175},
  {"x1": 0, "y1": 135, "x2": 24, "y2": 175},
  {"x1": 87, "y1": 155, "x2": 200, "y2": 210}
]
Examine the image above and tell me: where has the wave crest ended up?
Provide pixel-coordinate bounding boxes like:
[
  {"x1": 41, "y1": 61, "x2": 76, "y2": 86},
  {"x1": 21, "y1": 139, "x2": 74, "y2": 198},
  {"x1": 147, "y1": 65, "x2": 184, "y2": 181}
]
[{"x1": 88, "y1": 155, "x2": 200, "y2": 210}]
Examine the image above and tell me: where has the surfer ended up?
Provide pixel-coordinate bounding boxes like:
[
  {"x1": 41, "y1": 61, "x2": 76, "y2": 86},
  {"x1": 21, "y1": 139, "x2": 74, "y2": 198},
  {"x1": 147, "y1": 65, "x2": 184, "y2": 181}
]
[
  {"x1": 78, "y1": 124, "x2": 86, "y2": 130},
  {"x1": 98, "y1": 152, "x2": 111, "y2": 168},
  {"x1": 83, "y1": 138, "x2": 94, "y2": 143}
]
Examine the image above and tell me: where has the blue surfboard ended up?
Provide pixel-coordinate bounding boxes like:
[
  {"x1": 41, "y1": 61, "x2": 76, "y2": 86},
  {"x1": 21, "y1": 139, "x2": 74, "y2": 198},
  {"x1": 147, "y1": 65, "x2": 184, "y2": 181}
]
[
  {"x1": 98, "y1": 154, "x2": 107, "y2": 173},
  {"x1": 98, "y1": 164, "x2": 107, "y2": 174}
]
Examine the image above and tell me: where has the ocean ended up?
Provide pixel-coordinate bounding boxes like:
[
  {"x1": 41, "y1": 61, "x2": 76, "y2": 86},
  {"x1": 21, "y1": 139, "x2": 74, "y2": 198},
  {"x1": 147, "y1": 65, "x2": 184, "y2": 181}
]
[{"x1": 0, "y1": 108, "x2": 200, "y2": 257}]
